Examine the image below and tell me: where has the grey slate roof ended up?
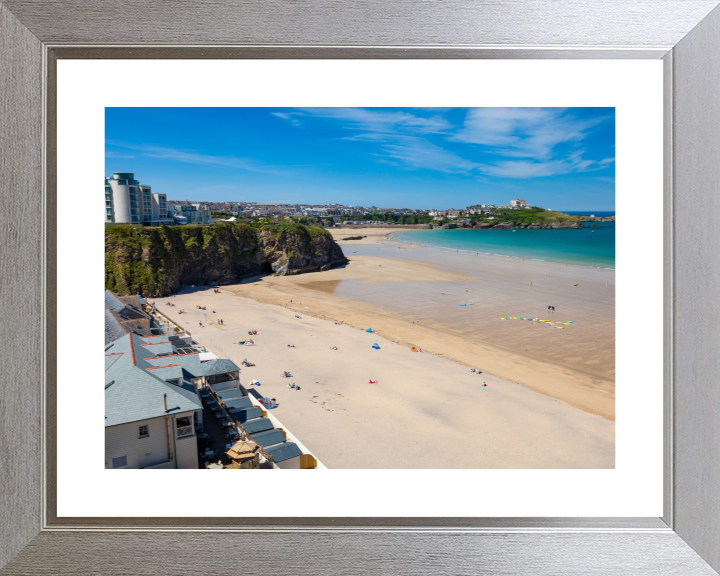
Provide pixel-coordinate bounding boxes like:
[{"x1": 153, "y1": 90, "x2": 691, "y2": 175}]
[
  {"x1": 105, "y1": 290, "x2": 125, "y2": 313},
  {"x1": 146, "y1": 364, "x2": 184, "y2": 382},
  {"x1": 139, "y1": 341, "x2": 174, "y2": 356},
  {"x1": 223, "y1": 397, "x2": 253, "y2": 411},
  {"x1": 216, "y1": 388, "x2": 245, "y2": 401},
  {"x1": 241, "y1": 418, "x2": 273, "y2": 435},
  {"x1": 104, "y1": 332, "x2": 202, "y2": 428},
  {"x1": 250, "y1": 429, "x2": 286, "y2": 448},
  {"x1": 105, "y1": 308, "x2": 127, "y2": 344},
  {"x1": 229, "y1": 406, "x2": 263, "y2": 423},
  {"x1": 265, "y1": 442, "x2": 303, "y2": 463},
  {"x1": 105, "y1": 354, "x2": 124, "y2": 371},
  {"x1": 198, "y1": 358, "x2": 240, "y2": 377}
]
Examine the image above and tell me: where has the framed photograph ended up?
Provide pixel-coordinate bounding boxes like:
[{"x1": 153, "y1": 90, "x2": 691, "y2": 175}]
[{"x1": 2, "y1": 1, "x2": 720, "y2": 574}]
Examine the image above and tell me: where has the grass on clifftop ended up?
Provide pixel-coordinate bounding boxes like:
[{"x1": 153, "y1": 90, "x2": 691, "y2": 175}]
[{"x1": 488, "y1": 207, "x2": 581, "y2": 225}]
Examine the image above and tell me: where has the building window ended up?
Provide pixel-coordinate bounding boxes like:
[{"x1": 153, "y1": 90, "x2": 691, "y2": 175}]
[
  {"x1": 139, "y1": 425, "x2": 149, "y2": 438},
  {"x1": 176, "y1": 416, "x2": 193, "y2": 438},
  {"x1": 111, "y1": 455, "x2": 128, "y2": 468},
  {"x1": 106, "y1": 208, "x2": 112, "y2": 214},
  {"x1": 207, "y1": 373, "x2": 234, "y2": 385}
]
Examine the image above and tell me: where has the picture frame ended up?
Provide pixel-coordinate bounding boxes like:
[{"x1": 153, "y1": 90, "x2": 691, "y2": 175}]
[{"x1": 2, "y1": 1, "x2": 719, "y2": 573}]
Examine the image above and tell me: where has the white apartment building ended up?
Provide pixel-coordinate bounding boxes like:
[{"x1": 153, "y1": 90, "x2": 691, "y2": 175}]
[
  {"x1": 510, "y1": 199, "x2": 528, "y2": 208},
  {"x1": 105, "y1": 172, "x2": 174, "y2": 226},
  {"x1": 168, "y1": 202, "x2": 212, "y2": 225}
]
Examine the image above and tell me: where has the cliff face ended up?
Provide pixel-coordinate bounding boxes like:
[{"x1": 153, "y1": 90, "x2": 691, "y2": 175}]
[{"x1": 105, "y1": 223, "x2": 348, "y2": 297}]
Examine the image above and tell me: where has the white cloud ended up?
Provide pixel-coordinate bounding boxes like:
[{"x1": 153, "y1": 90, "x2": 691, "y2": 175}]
[
  {"x1": 280, "y1": 107, "x2": 452, "y2": 135},
  {"x1": 374, "y1": 136, "x2": 477, "y2": 174},
  {"x1": 453, "y1": 107, "x2": 611, "y2": 160},
  {"x1": 477, "y1": 154, "x2": 615, "y2": 179}
]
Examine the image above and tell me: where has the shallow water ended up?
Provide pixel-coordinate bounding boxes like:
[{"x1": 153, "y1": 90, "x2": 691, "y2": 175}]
[{"x1": 395, "y1": 221, "x2": 615, "y2": 269}]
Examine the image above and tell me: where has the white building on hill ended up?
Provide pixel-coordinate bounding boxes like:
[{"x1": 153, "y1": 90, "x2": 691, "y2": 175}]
[{"x1": 105, "y1": 173, "x2": 174, "y2": 226}]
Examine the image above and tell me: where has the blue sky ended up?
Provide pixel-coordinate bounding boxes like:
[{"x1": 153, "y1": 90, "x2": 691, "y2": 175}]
[{"x1": 105, "y1": 107, "x2": 615, "y2": 211}]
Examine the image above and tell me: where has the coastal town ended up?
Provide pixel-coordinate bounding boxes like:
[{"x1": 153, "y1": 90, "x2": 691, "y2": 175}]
[{"x1": 106, "y1": 173, "x2": 613, "y2": 231}]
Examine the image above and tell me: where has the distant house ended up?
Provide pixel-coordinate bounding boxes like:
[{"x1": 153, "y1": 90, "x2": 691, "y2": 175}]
[
  {"x1": 168, "y1": 202, "x2": 212, "y2": 225},
  {"x1": 510, "y1": 199, "x2": 529, "y2": 208}
]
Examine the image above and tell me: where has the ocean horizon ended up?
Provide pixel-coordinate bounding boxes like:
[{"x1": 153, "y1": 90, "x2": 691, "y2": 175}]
[{"x1": 394, "y1": 220, "x2": 615, "y2": 269}]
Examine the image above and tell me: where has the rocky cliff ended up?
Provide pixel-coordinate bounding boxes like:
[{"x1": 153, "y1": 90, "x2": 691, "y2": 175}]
[{"x1": 105, "y1": 222, "x2": 348, "y2": 297}]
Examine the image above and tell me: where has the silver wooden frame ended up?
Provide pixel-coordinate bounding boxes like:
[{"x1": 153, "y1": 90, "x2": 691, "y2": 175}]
[{"x1": 2, "y1": 1, "x2": 720, "y2": 574}]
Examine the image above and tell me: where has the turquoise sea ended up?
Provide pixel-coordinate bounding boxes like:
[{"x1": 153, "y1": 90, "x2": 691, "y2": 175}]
[{"x1": 395, "y1": 219, "x2": 615, "y2": 269}]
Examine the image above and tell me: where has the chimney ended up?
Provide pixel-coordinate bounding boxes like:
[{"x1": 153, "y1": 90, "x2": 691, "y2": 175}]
[{"x1": 164, "y1": 393, "x2": 168, "y2": 413}]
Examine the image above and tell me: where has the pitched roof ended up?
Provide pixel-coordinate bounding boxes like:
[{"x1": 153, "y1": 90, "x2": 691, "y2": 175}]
[
  {"x1": 265, "y1": 442, "x2": 303, "y2": 463},
  {"x1": 216, "y1": 388, "x2": 245, "y2": 401},
  {"x1": 104, "y1": 332, "x2": 201, "y2": 427},
  {"x1": 198, "y1": 358, "x2": 241, "y2": 377},
  {"x1": 228, "y1": 406, "x2": 263, "y2": 423},
  {"x1": 241, "y1": 418, "x2": 273, "y2": 435},
  {"x1": 250, "y1": 429, "x2": 286, "y2": 448},
  {"x1": 223, "y1": 397, "x2": 253, "y2": 411}
]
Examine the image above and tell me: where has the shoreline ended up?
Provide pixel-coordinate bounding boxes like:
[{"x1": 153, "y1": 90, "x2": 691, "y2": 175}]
[{"x1": 385, "y1": 227, "x2": 615, "y2": 271}]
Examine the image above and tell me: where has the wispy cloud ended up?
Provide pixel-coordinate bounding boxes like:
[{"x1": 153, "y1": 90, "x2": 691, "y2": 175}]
[
  {"x1": 372, "y1": 136, "x2": 478, "y2": 174},
  {"x1": 477, "y1": 155, "x2": 615, "y2": 179},
  {"x1": 452, "y1": 108, "x2": 614, "y2": 178},
  {"x1": 452, "y1": 108, "x2": 610, "y2": 159},
  {"x1": 106, "y1": 141, "x2": 285, "y2": 174},
  {"x1": 275, "y1": 108, "x2": 452, "y2": 135},
  {"x1": 272, "y1": 107, "x2": 613, "y2": 179}
]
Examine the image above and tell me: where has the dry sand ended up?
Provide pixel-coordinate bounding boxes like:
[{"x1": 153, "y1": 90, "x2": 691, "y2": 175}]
[{"x1": 154, "y1": 230, "x2": 615, "y2": 468}]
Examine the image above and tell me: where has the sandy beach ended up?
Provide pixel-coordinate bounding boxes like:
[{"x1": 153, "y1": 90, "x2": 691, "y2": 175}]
[{"x1": 154, "y1": 229, "x2": 615, "y2": 468}]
